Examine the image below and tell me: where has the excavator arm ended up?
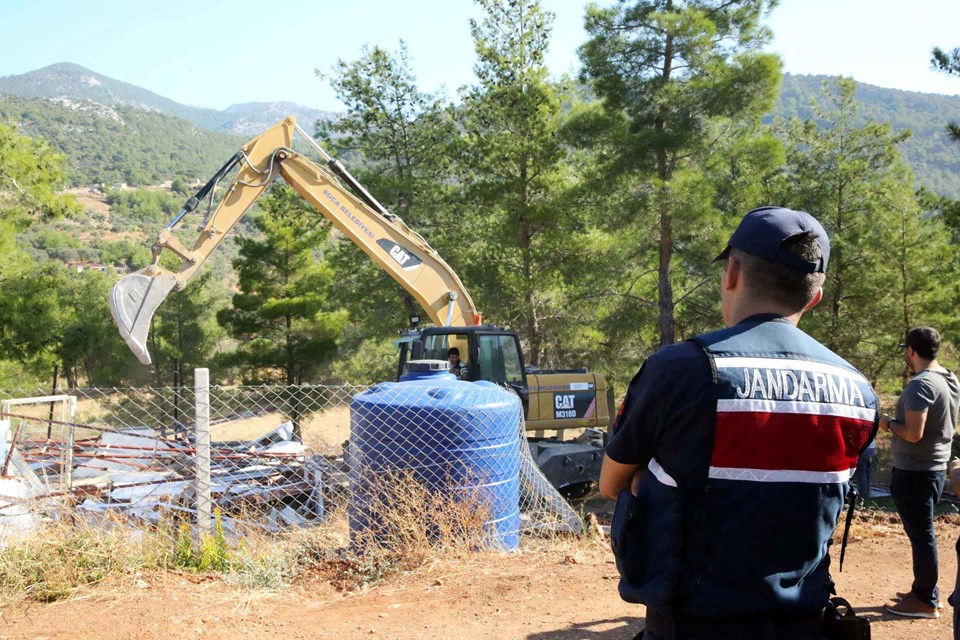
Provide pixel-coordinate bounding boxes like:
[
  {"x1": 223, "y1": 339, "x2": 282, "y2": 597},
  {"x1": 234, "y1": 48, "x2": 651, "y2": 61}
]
[{"x1": 109, "y1": 116, "x2": 480, "y2": 365}]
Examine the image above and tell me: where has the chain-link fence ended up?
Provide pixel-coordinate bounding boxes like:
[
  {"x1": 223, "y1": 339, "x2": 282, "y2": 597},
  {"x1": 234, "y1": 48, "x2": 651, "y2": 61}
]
[{"x1": 0, "y1": 370, "x2": 584, "y2": 550}]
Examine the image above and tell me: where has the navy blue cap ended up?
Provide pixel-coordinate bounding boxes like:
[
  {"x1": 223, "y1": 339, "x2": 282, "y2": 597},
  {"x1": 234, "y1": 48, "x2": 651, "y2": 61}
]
[{"x1": 715, "y1": 206, "x2": 830, "y2": 273}]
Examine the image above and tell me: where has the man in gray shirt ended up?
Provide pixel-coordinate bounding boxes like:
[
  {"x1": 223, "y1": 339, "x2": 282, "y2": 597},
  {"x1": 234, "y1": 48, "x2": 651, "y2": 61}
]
[{"x1": 881, "y1": 326, "x2": 960, "y2": 619}]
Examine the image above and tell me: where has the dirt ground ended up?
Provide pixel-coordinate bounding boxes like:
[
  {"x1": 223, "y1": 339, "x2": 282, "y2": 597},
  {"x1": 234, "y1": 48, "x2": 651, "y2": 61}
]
[{"x1": 0, "y1": 517, "x2": 956, "y2": 640}]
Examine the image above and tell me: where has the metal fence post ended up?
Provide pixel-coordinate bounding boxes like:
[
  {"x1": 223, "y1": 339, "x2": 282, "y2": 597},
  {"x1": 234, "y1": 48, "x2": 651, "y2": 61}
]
[
  {"x1": 194, "y1": 368, "x2": 212, "y2": 540},
  {"x1": 62, "y1": 396, "x2": 77, "y2": 492}
]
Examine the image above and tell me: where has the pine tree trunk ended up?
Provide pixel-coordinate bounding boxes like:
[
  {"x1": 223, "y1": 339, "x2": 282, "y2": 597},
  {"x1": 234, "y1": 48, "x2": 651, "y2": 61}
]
[
  {"x1": 658, "y1": 206, "x2": 675, "y2": 347},
  {"x1": 656, "y1": 26, "x2": 676, "y2": 348}
]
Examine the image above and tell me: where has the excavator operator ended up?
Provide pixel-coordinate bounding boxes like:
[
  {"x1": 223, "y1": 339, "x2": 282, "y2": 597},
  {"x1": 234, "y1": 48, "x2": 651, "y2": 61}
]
[{"x1": 447, "y1": 347, "x2": 467, "y2": 380}]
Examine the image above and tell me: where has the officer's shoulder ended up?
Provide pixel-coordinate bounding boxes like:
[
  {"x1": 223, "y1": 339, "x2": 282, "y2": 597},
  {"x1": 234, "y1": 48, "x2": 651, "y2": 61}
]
[
  {"x1": 645, "y1": 340, "x2": 708, "y2": 367},
  {"x1": 632, "y1": 342, "x2": 712, "y2": 396}
]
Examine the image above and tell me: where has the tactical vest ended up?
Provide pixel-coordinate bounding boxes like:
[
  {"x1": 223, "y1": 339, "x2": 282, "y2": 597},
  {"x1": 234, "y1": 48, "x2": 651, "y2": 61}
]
[{"x1": 615, "y1": 318, "x2": 878, "y2": 621}]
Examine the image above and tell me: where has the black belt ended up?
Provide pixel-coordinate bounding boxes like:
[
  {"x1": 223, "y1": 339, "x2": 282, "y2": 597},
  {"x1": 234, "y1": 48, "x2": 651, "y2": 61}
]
[{"x1": 645, "y1": 609, "x2": 824, "y2": 640}]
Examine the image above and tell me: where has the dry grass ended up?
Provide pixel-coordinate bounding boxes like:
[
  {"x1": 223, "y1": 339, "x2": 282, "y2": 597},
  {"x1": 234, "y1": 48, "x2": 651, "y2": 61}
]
[
  {"x1": 315, "y1": 469, "x2": 495, "y2": 591},
  {"x1": 0, "y1": 513, "x2": 177, "y2": 604},
  {"x1": 0, "y1": 512, "x2": 308, "y2": 604},
  {"x1": 63, "y1": 188, "x2": 111, "y2": 216},
  {"x1": 835, "y1": 508, "x2": 960, "y2": 543},
  {"x1": 0, "y1": 468, "x2": 511, "y2": 603},
  {"x1": 519, "y1": 511, "x2": 608, "y2": 567},
  {"x1": 301, "y1": 405, "x2": 351, "y2": 451}
]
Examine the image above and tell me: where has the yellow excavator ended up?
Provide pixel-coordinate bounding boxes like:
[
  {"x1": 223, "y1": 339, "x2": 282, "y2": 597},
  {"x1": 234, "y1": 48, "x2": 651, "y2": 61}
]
[{"x1": 108, "y1": 116, "x2": 609, "y2": 493}]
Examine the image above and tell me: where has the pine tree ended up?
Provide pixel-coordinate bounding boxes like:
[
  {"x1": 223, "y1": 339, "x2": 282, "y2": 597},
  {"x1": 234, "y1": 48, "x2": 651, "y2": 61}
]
[
  {"x1": 216, "y1": 184, "x2": 345, "y2": 387},
  {"x1": 577, "y1": 0, "x2": 781, "y2": 347},
  {"x1": 774, "y1": 79, "x2": 950, "y2": 381},
  {"x1": 317, "y1": 42, "x2": 456, "y2": 336},
  {"x1": 0, "y1": 264, "x2": 145, "y2": 387},
  {"x1": 148, "y1": 269, "x2": 224, "y2": 387},
  {"x1": 931, "y1": 46, "x2": 960, "y2": 140},
  {"x1": 0, "y1": 124, "x2": 82, "y2": 386},
  {"x1": 455, "y1": 0, "x2": 576, "y2": 367}
]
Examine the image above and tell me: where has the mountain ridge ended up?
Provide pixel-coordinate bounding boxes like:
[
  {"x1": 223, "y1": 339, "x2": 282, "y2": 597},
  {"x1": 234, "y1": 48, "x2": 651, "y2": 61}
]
[{"x1": 0, "y1": 62, "x2": 334, "y2": 135}]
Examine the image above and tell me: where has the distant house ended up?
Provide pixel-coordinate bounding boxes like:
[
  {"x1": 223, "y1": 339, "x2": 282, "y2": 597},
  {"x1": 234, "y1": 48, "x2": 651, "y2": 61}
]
[
  {"x1": 111, "y1": 182, "x2": 128, "y2": 191},
  {"x1": 65, "y1": 260, "x2": 110, "y2": 274}
]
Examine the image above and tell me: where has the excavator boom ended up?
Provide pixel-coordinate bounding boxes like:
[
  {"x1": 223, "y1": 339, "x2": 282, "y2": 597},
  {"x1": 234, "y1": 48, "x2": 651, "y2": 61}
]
[{"x1": 109, "y1": 116, "x2": 480, "y2": 364}]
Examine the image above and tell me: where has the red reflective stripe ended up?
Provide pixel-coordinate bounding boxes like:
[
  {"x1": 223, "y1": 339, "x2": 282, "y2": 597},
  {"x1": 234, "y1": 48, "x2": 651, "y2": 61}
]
[{"x1": 711, "y1": 411, "x2": 873, "y2": 472}]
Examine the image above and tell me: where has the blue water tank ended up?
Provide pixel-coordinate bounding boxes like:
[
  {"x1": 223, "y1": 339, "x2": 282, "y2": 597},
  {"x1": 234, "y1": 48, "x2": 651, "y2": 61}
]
[{"x1": 349, "y1": 360, "x2": 521, "y2": 551}]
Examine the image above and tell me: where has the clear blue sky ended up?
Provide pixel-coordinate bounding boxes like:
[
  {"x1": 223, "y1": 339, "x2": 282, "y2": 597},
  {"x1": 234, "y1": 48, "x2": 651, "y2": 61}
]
[{"x1": 1, "y1": 0, "x2": 960, "y2": 112}]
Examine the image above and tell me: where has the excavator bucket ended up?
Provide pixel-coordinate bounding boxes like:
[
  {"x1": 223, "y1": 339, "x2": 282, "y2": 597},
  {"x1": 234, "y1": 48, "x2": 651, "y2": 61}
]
[{"x1": 108, "y1": 271, "x2": 178, "y2": 365}]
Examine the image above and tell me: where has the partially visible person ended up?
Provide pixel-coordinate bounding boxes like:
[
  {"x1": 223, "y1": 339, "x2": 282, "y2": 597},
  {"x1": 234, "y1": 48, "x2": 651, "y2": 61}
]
[
  {"x1": 949, "y1": 457, "x2": 960, "y2": 639},
  {"x1": 447, "y1": 347, "x2": 467, "y2": 379},
  {"x1": 601, "y1": 206, "x2": 878, "y2": 639},
  {"x1": 882, "y1": 327, "x2": 960, "y2": 619},
  {"x1": 854, "y1": 438, "x2": 877, "y2": 505}
]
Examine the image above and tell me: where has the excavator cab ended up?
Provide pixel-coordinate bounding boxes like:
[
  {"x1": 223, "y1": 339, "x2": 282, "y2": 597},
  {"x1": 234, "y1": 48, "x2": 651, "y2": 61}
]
[
  {"x1": 397, "y1": 326, "x2": 530, "y2": 415},
  {"x1": 397, "y1": 325, "x2": 608, "y2": 497}
]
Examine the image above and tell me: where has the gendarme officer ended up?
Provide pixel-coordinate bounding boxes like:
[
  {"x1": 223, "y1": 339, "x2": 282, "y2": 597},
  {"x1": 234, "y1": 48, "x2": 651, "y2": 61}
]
[{"x1": 601, "y1": 206, "x2": 879, "y2": 639}]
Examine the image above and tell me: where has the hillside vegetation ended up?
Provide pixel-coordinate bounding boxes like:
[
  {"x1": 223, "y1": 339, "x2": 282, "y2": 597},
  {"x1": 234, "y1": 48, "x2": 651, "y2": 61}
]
[
  {"x1": 0, "y1": 95, "x2": 244, "y2": 186},
  {"x1": 4, "y1": 66, "x2": 960, "y2": 196},
  {"x1": 778, "y1": 74, "x2": 960, "y2": 197}
]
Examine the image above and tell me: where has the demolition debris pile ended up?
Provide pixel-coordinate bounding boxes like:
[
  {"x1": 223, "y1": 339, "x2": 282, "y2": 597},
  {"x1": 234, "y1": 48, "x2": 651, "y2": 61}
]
[{"x1": 0, "y1": 382, "x2": 583, "y2": 547}]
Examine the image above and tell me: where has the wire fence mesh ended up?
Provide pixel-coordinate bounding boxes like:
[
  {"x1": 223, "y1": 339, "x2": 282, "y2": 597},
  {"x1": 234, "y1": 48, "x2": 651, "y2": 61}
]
[{"x1": 0, "y1": 374, "x2": 585, "y2": 550}]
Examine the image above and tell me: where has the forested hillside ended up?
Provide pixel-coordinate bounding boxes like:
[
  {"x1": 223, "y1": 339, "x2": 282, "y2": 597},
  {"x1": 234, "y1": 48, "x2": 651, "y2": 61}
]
[
  {"x1": 778, "y1": 74, "x2": 960, "y2": 197},
  {"x1": 0, "y1": 95, "x2": 244, "y2": 185},
  {"x1": 5, "y1": 65, "x2": 960, "y2": 196}
]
